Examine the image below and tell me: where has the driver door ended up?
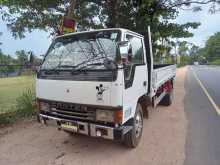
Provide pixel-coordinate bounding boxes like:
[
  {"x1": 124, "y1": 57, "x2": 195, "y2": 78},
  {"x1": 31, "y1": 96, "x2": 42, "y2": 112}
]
[{"x1": 122, "y1": 33, "x2": 148, "y2": 122}]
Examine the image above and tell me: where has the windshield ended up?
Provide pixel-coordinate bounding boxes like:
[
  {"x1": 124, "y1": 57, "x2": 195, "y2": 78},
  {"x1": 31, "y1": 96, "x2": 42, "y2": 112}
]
[{"x1": 41, "y1": 30, "x2": 121, "y2": 70}]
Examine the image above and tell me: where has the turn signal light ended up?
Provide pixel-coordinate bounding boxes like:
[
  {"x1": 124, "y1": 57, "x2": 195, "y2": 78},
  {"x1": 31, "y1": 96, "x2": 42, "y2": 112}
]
[{"x1": 114, "y1": 110, "x2": 123, "y2": 124}]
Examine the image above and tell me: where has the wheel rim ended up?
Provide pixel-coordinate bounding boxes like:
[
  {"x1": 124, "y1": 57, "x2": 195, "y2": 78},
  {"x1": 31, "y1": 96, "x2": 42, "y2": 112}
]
[{"x1": 134, "y1": 110, "x2": 143, "y2": 138}]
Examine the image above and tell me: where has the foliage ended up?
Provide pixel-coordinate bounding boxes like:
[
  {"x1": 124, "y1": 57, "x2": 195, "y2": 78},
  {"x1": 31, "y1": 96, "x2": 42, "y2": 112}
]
[
  {"x1": 0, "y1": 52, "x2": 18, "y2": 75},
  {"x1": 0, "y1": 0, "x2": 214, "y2": 37},
  {"x1": 0, "y1": 76, "x2": 34, "y2": 113},
  {"x1": 0, "y1": 32, "x2": 2, "y2": 51},
  {"x1": 208, "y1": 59, "x2": 220, "y2": 65},
  {"x1": 0, "y1": 111, "x2": 17, "y2": 124},
  {"x1": 0, "y1": 76, "x2": 35, "y2": 125},
  {"x1": 15, "y1": 50, "x2": 29, "y2": 65},
  {"x1": 180, "y1": 55, "x2": 191, "y2": 65},
  {"x1": 189, "y1": 32, "x2": 220, "y2": 65},
  {"x1": 16, "y1": 88, "x2": 36, "y2": 117},
  {"x1": 178, "y1": 41, "x2": 189, "y2": 56},
  {"x1": 0, "y1": 0, "x2": 205, "y2": 61},
  {"x1": 0, "y1": 88, "x2": 36, "y2": 125},
  {"x1": 0, "y1": 0, "x2": 219, "y2": 63},
  {"x1": 205, "y1": 32, "x2": 220, "y2": 62},
  {"x1": 0, "y1": 49, "x2": 42, "y2": 76}
]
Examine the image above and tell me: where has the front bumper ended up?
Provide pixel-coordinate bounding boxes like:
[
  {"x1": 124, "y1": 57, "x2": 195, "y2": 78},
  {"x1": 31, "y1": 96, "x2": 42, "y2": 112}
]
[{"x1": 38, "y1": 114, "x2": 132, "y2": 141}]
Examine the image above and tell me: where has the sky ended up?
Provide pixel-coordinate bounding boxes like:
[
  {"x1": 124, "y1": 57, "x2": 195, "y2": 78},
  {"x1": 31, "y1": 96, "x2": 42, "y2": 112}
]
[
  {"x1": 0, "y1": 4, "x2": 220, "y2": 57},
  {"x1": 173, "y1": 5, "x2": 220, "y2": 47},
  {"x1": 0, "y1": 20, "x2": 52, "y2": 57}
]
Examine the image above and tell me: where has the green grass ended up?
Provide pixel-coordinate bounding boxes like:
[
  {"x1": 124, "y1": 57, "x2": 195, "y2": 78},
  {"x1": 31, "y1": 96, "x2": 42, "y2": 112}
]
[{"x1": 0, "y1": 76, "x2": 35, "y2": 114}]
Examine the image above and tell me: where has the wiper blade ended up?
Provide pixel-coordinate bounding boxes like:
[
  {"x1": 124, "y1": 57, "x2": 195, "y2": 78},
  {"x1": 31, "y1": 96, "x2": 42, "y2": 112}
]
[
  {"x1": 71, "y1": 66, "x2": 88, "y2": 75},
  {"x1": 58, "y1": 65, "x2": 75, "y2": 68},
  {"x1": 71, "y1": 56, "x2": 106, "y2": 70},
  {"x1": 44, "y1": 69, "x2": 60, "y2": 75},
  {"x1": 50, "y1": 64, "x2": 76, "y2": 71}
]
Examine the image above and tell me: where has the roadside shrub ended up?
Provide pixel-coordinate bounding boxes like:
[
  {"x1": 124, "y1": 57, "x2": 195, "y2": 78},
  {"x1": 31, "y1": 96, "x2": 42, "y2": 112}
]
[
  {"x1": 0, "y1": 111, "x2": 17, "y2": 125},
  {"x1": 209, "y1": 59, "x2": 220, "y2": 66},
  {"x1": 177, "y1": 63, "x2": 185, "y2": 68},
  {"x1": 0, "y1": 89, "x2": 36, "y2": 125},
  {"x1": 16, "y1": 88, "x2": 36, "y2": 118}
]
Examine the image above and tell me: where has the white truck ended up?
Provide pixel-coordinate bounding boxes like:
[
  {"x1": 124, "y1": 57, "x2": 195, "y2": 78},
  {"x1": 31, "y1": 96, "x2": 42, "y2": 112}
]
[{"x1": 36, "y1": 27, "x2": 176, "y2": 148}]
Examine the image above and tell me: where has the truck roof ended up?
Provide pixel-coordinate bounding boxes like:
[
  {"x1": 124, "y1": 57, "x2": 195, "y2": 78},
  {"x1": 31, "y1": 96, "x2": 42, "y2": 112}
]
[{"x1": 56, "y1": 28, "x2": 144, "y2": 39}]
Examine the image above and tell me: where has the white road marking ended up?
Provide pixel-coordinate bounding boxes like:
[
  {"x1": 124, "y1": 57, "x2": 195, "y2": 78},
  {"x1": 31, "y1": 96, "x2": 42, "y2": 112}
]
[{"x1": 192, "y1": 67, "x2": 220, "y2": 116}]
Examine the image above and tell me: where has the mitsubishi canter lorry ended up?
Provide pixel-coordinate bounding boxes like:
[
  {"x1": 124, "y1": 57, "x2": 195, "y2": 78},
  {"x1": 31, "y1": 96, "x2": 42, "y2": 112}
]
[{"x1": 37, "y1": 27, "x2": 176, "y2": 148}]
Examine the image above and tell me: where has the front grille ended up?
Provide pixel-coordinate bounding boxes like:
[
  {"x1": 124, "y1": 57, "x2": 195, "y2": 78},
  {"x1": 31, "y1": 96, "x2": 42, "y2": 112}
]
[{"x1": 45, "y1": 101, "x2": 96, "y2": 121}]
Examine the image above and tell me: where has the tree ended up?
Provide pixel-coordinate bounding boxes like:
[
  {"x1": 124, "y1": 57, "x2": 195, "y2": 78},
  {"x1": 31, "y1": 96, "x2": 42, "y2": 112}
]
[
  {"x1": 3, "y1": 0, "x2": 218, "y2": 61},
  {"x1": 205, "y1": 32, "x2": 220, "y2": 61},
  {"x1": 0, "y1": 0, "x2": 101, "y2": 38},
  {"x1": 1, "y1": 0, "x2": 216, "y2": 35},
  {"x1": 0, "y1": 0, "x2": 207, "y2": 38},
  {"x1": 0, "y1": 32, "x2": 2, "y2": 53},
  {"x1": 189, "y1": 44, "x2": 199, "y2": 56},
  {"x1": 0, "y1": 52, "x2": 17, "y2": 76},
  {"x1": 15, "y1": 50, "x2": 30, "y2": 75},
  {"x1": 16, "y1": 50, "x2": 29, "y2": 65},
  {"x1": 178, "y1": 41, "x2": 189, "y2": 56}
]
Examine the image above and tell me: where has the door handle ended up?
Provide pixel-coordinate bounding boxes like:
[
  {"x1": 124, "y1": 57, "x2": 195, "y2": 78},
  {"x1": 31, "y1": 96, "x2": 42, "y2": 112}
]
[{"x1": 143, "y1": 81, "x2": 147, "y2": 86}]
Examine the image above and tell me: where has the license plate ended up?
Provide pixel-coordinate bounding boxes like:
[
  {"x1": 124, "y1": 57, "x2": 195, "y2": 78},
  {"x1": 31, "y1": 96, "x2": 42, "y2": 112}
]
[{"x1": 61, "y1": 122, "x2": 78, "y2": 132}]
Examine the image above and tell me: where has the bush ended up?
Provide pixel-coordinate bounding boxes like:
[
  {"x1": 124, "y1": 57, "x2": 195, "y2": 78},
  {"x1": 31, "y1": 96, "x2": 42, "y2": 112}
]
[
  {"x1": 16, "y1": 88, "x2": 36, "y2": 118},
  {"x1": 209, "y1": 59, "x2": 220, "y2": 66},
  {"x1": 0, "y1": 111, "x2": 17, "y2": 125},
  {"x1": 0, "y1": 89, "x2": 36, "y2": 125}
]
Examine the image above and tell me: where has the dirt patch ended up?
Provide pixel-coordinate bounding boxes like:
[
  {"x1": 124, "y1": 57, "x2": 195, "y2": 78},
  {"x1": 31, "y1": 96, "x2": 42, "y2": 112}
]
[{"x1": 0, "y1": 67, "x2": 188, "y2": 165}]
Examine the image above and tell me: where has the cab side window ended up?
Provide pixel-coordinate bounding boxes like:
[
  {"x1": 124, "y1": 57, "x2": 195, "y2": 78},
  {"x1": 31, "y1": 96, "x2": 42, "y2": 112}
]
[
  {"x1": 124, "y1": 34, "x2": 145, "y2": 83},
  {"x1": 126, "y1": 34, "x2": 144, "y2": 64}
]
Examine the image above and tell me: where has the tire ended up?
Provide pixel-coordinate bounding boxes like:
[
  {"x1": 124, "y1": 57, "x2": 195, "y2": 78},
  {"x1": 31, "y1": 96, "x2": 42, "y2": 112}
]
[
  {"x1": 160, "y1": 89, "x2": 173, "y2": 106},
  {"x1": 124, "y1": 103, "x2": 143, "y2": 148}
]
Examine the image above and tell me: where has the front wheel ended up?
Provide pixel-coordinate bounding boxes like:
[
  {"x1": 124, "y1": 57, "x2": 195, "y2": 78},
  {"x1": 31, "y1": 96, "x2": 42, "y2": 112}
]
[{"x1": 124, "y1": 103, "x2": 143, "y2": 148}]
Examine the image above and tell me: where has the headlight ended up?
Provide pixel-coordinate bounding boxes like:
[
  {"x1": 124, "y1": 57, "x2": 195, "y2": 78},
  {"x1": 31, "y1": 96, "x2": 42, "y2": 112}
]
[
  {"x1": 96, "y1": 109, "x2": 123, "y2": 123},
  {"x1": 96, "y1": 110, "x2": 114, "y2": 122},
  {"x1": 39, "y1": 102, "x2": 50, "y2": 111}
]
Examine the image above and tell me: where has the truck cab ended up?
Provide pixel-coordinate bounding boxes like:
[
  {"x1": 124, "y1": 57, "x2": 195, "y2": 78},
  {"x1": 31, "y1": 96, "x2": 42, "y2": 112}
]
[{"x1": 37, "y1": 28, "x2": 176, "y2": 148}]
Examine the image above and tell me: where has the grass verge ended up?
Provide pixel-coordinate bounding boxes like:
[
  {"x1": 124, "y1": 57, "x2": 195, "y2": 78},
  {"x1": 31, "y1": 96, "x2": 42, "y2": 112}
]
[{"x1": 0, "y1": 76, "x2": 36, "y2": 125}]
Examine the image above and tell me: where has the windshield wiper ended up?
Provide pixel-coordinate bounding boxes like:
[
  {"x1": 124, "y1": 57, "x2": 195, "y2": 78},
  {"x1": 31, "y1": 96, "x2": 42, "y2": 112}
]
[
  {"x1": 50, "y1": 64, "x2": 77, "y2": 71},
  {"x1": 71, "y1": 62, "x2": 105, "y2": 75},
  {"x1": 71, "y1": 65, "x2": 88, "y2": 75},
  {"x1": 71, "y1": 59, "x2": 117, "y2": 75},
  {"x1": 44, "y1": 69, "x2": 60, "y2": 75},
  {"x1": 57, "y1": 65, "x2": 75, "y2": 69}
]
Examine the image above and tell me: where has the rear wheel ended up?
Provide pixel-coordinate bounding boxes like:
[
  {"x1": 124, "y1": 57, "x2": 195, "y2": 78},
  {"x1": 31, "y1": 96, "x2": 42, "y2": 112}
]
[
  {"x1": 160, "y1": 89, "x2": 174, "y2": 106},
  {"x1": 124, "y1": 103, "x2": 143, "y2": 148}
]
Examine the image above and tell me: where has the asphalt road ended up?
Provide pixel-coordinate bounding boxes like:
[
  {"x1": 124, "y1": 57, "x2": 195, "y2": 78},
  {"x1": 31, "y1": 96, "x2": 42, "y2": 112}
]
[{"x1": 184, "y1": 65, "x2": 220, "y2": 165}]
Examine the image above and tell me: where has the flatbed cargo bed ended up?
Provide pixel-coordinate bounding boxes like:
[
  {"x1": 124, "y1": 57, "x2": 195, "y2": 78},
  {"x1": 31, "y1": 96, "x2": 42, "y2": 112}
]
[{"x1": 152, "y1": 64, "x2": 176, "y2": 94}]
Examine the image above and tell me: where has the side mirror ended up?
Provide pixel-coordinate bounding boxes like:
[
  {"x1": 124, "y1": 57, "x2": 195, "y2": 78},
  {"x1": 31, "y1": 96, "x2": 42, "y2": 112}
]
[
  {"x1": 118, "y1": 41, "x2": 130, "y2": 58},
  {"x1": 118, "y1": 41, "x2": 132, "y2": 64}
]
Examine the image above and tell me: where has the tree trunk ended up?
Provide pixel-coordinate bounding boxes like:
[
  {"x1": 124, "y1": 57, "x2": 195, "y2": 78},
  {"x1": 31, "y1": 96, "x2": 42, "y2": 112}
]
[
  {"x1": 115, "y1": 0, "x2": 119, "y2": 28},
  {"x1": 106, "y1": 0, "x2": 120, "y2": 28},
  {"x1": 66, "y1": 0, "x2": 77, "y2": 19}
]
